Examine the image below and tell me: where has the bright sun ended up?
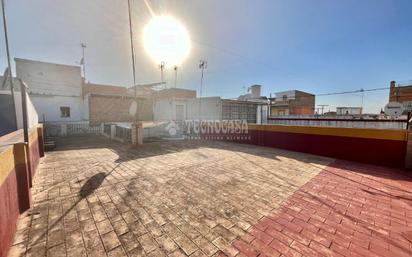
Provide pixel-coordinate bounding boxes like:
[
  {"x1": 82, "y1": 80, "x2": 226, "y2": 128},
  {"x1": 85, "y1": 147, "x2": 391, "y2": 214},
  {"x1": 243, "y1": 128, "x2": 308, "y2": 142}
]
[{"x1": 143, "y1": 15, "x2": 191, "y2": 66}]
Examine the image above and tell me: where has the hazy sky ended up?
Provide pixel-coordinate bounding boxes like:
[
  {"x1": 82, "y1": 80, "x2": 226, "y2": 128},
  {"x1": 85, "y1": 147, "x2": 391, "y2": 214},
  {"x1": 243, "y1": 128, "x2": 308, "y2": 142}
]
[{"x1": 1, "y1": 0, "x2": 412, "y2": 113}]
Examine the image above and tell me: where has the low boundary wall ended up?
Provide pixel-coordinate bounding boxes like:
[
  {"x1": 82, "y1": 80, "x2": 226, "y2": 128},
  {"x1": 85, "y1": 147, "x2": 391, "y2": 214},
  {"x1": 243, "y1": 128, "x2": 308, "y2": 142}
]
[
  {"x1": 0, "y1": 125, "x2": 44, "y2": 257},
  {"x1": 246, "y1": 124, "x2": 407, "y2": 168}
]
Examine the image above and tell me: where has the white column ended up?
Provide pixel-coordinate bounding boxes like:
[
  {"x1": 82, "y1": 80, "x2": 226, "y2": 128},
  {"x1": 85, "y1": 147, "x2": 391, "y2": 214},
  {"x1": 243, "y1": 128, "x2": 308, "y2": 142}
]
[
  {"x1": 137, "y1": 122, "x2": 143, "y2": 145},
  {"x1": 110, "y1": 124, "x2": 116, "y2": 139},
  {"x1": 61, "y1": 124, "x2": 67, "y2": 136}
]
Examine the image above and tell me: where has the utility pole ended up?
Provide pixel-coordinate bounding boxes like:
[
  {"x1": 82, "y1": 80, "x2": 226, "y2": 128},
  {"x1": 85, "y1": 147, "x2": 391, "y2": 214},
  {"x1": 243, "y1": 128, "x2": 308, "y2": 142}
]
[
  {"x1": 173, "y1": 66, "x2": 178, "y2": 88},
  {"x1": 360, "y1": 88, "x2": 364, "y2": 113},
  {"x1": 127, "y1": 0, "x2": 137, "y2": 124},
  {"x1": 159, "y1": 61, "x2": 165, "y2": 83},
  {"x1": 198, "y1": 60, "x2": 207, "y2": 120},
  {"x1": 127, "y1": 0, "x2": 136, "y2": 89},
  {"x1": 317, "y1": 104, "x2": 329, "y2": 115},
  {"x1": 1, "y1": 0, "x2": 17, "y2": 128},
  {"x1": 80, "y1": 43, "x2": 87, "y2": 81}
]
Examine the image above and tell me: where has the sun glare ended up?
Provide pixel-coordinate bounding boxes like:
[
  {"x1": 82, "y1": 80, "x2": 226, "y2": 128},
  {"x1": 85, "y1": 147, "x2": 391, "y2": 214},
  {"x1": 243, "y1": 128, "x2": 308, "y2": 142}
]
[{"x1": 143, "y1": 15, "x2": 191, "y2": 66}]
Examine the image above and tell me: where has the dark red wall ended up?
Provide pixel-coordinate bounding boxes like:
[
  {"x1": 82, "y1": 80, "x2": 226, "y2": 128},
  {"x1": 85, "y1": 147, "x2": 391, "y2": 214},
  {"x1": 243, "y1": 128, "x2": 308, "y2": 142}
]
[
  {"x1": 0, "y1": 161, "x2": 32, "y2": 257},
  {"x1": 199, "y1": 128, "x2": 407, "y2": 168},
  {"x1": 247, "y1": 130, "x2": 406, "y2": 168},
  {"x1": 0, "y1": 132, "x2": 42, "y2": 257},
  {"x1": 0, "y1": 170, "x2": 19, "y2": 257}
]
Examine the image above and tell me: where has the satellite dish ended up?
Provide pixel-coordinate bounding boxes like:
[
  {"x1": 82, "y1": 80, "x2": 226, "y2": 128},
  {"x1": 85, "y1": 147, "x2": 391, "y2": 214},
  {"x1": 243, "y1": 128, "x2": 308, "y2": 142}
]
[
  {"x1": 384, "y1": 102, "x2": 403, "y2": 117},
  {"x1": 129, "y1": 101, "x2": 137, "y2": 116}
]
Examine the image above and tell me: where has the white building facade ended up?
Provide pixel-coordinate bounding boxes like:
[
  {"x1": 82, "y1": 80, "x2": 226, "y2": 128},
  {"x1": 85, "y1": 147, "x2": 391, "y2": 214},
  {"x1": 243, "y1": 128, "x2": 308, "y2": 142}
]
[
  {"x1": 336, "y1": 107, "x2": 362, "y2": 116},
  {"x1": 15, "y1": 58, "x2": 85, "y2": 122}
]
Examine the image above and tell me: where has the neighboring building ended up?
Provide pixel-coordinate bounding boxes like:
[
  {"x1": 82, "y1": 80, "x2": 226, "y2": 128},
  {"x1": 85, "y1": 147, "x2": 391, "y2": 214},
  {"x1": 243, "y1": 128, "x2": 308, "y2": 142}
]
[
  {"x1": 269, "y1": 90, "x2": 315, "y2": 116},
  {"x1": 153, "y1": 88, "x2": 263, "y2": 123},
  {"x1": 87, "y1": 94, "x2": 151, "y2": 125},
  {"x1": 0, "y1": 75, "x2": 39, "y2": 135},
  {"x1": 82, "y1": 82, "x2": 152, "y2": 125},
  {"x1": 389, "y1": 80, "x2": 412, "y2": 103},
  {"x1": 83, "y1": 82, "x2": 127, "y2": 96},
  {"x1": 153, "y1": 89, "x2": 210, "y2": 121},
  {"x1": 336, "y1": 107, "x2": 362, "y2": 116},
  {"x1": 385, "y1": 80, "x2": 412, "y2": 116},
  {"x1": 157, "y1": 88, "x2": 197, "y2": 99},
  {"x1": 324, "y1": 111, "x2": 337, "y2": 116},
  {"x1": 238, "y1": 85, "x2": 264, "y2": 101},
  {"x1": 222, "y1": 99, "x2": 261, "y2": 123},
  {"x1": 154, "y1": 96, "x2": 223, "y2": 121},
  {"x1": 12, "y1": 58, "x2": 268, "y2": 125},
  {"x1": 15, "y1": 58, "x2": 85, "y2": 122}
]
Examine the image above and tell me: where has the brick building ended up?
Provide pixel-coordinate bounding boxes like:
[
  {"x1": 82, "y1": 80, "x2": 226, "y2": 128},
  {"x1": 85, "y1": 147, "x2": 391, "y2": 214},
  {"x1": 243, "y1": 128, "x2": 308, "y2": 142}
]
[
  {"x1": 384, "y1": 80, "x2": 412, "y2": 116},
  {"x1": 269, "y1": 90, "x2": 315, "y2": 116},
  {"x1": 389, "y1": 80, "x2": 412, "y2": 103},
  {"x1": 87, "y1": 94, "x2": 152, "y2": 125},
  {"x1": 156, "y1": 88, "x2": 196, "y2": 99},
  {"x1": 83, "y1": 83, "x2": 154, "y2": 125},
  {"x1": 86, "y1": 86, "x2": 198, "y2": 124},
  {"x1": 83, "y1": 82, "x2": 128, "y2": 96}
]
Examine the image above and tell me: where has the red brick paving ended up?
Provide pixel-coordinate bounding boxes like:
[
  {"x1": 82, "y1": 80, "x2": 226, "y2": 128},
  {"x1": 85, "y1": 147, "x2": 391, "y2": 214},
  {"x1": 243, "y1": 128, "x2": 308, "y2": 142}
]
[{"x1": 223, "y1": 160, "x2": 412, "y2": 257}]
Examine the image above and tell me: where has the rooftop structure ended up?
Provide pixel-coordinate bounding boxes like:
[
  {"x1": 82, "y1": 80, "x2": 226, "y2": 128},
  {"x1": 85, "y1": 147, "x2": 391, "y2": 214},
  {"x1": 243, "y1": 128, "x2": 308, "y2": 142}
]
[
  {"x1": 389, "y1": 80, "x2": 412, "y2": 103},
  {"x1": 336, "y1": 106, "x2": 362, "y2": 115},
  {"x1": 269, "y1": 90, "x2": 315, "y2": 116}
]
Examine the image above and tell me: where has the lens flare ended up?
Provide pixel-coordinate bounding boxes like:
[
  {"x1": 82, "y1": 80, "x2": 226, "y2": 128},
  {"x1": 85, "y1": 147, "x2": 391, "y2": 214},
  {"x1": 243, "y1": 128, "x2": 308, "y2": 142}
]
[{"x1": 143, "y1": 15, "x2": 191, "y2": 66}]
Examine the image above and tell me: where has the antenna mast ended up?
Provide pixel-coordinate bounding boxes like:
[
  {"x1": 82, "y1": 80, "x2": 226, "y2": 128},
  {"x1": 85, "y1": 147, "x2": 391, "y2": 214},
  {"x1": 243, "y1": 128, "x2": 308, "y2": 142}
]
[{"x1": 199, "y1": 60, "x2": 207, "y2": 120}]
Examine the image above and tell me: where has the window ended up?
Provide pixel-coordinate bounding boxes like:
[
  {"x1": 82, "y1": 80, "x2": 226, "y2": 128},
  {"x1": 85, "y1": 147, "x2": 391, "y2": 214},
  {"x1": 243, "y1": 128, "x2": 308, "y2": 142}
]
[
  {"x1": 282, "y1": 95, "x2": 287, "y2": 101},
  {"x1": 60, "y1": 107, "x2": 70, "y2": 118}
]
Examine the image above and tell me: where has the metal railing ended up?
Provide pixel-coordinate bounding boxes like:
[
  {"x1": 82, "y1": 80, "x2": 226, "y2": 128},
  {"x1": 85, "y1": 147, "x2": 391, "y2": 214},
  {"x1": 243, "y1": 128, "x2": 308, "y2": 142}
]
[
  {"x1": 115, "y1": 125, "x2": 132, "y2": 143},
  {"x1": 267, "y1": 117, "x2": 408, "y2": 130},
  {"x1": 67, "y1": 122, "x2": 101, "y2": 135}
]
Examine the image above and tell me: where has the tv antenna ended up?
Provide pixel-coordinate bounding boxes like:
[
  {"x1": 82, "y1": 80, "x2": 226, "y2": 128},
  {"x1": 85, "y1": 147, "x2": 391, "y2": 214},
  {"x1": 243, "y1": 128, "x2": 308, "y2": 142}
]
[
  {"x1": 199, "y1": 60, "x2": 207, "y2": 120},
  {"x1": 317, "y1": 104, "x2": 329, "y2": 115}
]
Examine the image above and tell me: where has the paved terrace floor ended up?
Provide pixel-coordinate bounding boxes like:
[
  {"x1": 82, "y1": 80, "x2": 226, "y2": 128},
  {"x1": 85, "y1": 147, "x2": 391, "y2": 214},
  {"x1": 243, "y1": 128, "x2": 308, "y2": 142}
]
[{"x1": 8, "y1": 136, "x2": 412, "y2": 257}]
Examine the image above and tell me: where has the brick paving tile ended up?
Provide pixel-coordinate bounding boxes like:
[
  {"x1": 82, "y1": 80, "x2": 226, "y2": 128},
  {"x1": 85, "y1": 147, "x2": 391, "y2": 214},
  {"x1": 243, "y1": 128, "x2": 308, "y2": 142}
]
[
  {"x1": 107, "y1": 246, "x2": 127, "y2": 257},
  {"x1": 96, "y1": 218, "x2": 114, "y2": 235},
  {"x1": 10, "y1": 136, "x2": 358, "y2": 257},
  {"x1": 174, "y1": 235, "x2": 199, "y2": 255},
  {"x1": 190, "y1": 250, "x2": 208, "y2": 257},
  {"x1": 168, "y1": 249, "x2": 187, "y2": 257},
  {"x1": 67, "y1": 246, "x2": 87, "y2": 257},
  {"x1": 127, "y1": 244, "x2": 146, "y2": 257},
  {"x1": 193, "y1": 236, "x2": 219, "y2": 256},
  {"x1": 226, "y1": 160, "x2": 412, "y2": 257},
  {"x1": 137, "y1": 233, "x2": 158, "y2": 253},
  {"x1": 156, "y1": 235, "x2": 179, "y2": 253},
  {"x1": 102, "y1": 231, "x2": 122, "y2": 252}
]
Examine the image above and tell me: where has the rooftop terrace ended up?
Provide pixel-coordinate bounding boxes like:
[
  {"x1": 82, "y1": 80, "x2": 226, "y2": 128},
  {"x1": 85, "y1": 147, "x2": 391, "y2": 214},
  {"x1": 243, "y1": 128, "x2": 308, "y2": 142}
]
[{"x1": 7, "y1": 136, "x2": 412, "y2": 257}]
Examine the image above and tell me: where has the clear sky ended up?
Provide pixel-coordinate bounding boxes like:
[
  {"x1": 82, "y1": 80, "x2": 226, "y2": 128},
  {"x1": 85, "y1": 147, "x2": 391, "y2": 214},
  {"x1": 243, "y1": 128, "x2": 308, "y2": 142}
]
[{"x1": 1, "y1": 0, "x2": 411, "y2": 113}]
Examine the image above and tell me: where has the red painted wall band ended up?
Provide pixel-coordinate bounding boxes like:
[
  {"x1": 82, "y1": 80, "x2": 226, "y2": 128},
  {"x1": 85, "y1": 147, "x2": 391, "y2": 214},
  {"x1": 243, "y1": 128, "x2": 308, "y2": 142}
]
[
  {"x1": 0, "y1": 170, "x2": 20, "y2": 257},
  {"x1": 0, "y1": 126, "x2": 44, "y2": 257},
  {"x1": 248, "y1": 130, "x2": 406, "y2": 168}
]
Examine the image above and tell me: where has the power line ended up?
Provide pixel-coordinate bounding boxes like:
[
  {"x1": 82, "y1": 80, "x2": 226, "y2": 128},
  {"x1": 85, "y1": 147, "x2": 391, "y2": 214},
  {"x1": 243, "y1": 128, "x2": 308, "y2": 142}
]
[{"x1": 315, "y1": 87, "x2": 389, "y2": 97}]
